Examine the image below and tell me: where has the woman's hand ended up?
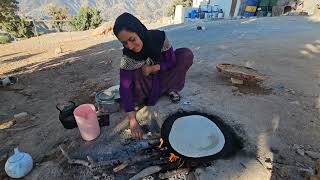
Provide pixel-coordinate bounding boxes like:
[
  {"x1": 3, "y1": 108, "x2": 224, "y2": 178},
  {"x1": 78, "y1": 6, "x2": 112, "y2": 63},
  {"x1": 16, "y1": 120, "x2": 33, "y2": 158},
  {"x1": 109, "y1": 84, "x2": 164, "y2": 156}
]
[
  {"x1": 142, "y1": 65, "x2": 160, "y2": 76},
  {"x1": 128, "y1": 112, "x2": 143, "y2": 139}
]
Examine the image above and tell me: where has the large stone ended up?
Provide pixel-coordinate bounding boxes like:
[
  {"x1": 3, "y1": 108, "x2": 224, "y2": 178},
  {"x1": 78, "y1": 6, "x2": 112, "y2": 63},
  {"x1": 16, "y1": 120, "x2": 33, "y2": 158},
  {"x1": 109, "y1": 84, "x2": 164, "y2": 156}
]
[
  {"x1": 92, "y1": 22, "x2": 114, "y2": 37},
  {"x1": 14, "y1": 112, "x2": 30, "y2": 122}
]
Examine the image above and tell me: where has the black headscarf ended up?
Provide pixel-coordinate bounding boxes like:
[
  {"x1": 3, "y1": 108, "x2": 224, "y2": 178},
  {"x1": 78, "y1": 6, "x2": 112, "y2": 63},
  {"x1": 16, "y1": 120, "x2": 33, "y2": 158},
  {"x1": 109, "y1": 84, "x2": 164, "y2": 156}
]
[{"x1": 113, "y1": 12, "x2": 165, "y2": 62}]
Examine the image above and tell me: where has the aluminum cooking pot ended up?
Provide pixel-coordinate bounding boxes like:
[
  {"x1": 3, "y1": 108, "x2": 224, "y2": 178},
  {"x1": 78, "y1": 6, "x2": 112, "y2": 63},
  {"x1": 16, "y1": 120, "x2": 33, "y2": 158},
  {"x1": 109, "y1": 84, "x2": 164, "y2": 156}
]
[{"x1": 95, "y1": 89, "x2": 120, "y2": 114}]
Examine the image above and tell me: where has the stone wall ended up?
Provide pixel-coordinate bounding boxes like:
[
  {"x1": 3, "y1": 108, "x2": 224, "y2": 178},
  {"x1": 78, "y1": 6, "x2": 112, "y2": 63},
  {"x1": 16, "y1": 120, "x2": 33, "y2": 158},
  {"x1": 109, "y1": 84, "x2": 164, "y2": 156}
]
[
  {"x1": 270, "y1": 0, "x2": 319, "y2": 16},
  {"x1": 302, "y1": 0, "x2": 318, "y2": 15},
  {"x1": 314, "y1": 5, "x2": 320, "y2": 16},
  {"x1": 272, "y1": 6, "x2": 285, "y2": 16}
]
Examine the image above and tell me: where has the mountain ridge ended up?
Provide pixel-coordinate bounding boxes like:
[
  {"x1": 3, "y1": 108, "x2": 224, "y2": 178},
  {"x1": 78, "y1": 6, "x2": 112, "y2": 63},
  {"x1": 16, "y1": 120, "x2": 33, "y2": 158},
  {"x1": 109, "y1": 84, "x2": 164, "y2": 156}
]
[{"x1": 18, "y1": 0, "x2": 173, "y2": 21}]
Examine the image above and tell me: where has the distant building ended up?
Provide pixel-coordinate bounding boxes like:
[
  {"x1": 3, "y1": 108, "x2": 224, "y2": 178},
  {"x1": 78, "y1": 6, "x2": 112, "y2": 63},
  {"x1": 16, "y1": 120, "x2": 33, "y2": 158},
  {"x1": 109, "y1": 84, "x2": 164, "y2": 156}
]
[
  {"x1": 193, "y1": 0, "x2": 320, "y2": 17},
  {"x1": 193, "y1": 0, "x2": 241, "y2": 18}
]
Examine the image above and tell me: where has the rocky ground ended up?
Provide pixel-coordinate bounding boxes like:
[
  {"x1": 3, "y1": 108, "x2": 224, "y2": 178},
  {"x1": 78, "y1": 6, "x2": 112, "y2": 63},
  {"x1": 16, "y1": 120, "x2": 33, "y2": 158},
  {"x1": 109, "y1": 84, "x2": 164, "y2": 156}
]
[{"x1": 1, "y1": 16, "x2": 320, "y2": 179}]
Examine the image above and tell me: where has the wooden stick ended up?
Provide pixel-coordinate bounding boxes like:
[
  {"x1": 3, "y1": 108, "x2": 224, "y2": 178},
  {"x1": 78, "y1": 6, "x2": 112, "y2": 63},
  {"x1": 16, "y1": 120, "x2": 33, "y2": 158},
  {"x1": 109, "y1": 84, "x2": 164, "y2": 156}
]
[
  {"x1": 59, "y1": 145, "x2": 91, "y2": 168},
  {"x1": 4, "y1": 124, "x2": 39, "y2": 131},
  {"x1": 0, "y1": 119, "x2": 16, "y2": 130},
  {"x1": 150, "y1": 159, "x2": 170, "y2": 166},
  {"x1": 129, "y1": 166, "x2": 162, "y2": 180},
  {"x1": 113, "y1": 153, "x2": 160, "y2": 173},
  {"x1": 93, "y1": 159, "x2": 124, "y2": 168},
  {"x1": 113, "y1": 162, "x2": 129, "y2": 172},
  {"x1": 158, "y1": 168, "x2": 190, "y2": 179},
  {"x1": 87, "y1": 156, "x2": 96, "y2": 165},
  {"x1": 148, "y1": 138, "x2": 161, "y2": 146},
  {"x1": 59, "y1": 145, "x2": 136, "y2": 170}
]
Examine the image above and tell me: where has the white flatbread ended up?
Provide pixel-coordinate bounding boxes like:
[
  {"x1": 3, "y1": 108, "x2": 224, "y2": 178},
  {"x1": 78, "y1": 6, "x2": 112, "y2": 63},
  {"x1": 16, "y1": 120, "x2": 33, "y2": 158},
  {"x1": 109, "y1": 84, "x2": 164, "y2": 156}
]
[
  {"x1": 168, "y1": 115, "x2": 225, "y2": 158},
  {"x1": 105, "y1": 85, "x2": 120, "y2": 99}
]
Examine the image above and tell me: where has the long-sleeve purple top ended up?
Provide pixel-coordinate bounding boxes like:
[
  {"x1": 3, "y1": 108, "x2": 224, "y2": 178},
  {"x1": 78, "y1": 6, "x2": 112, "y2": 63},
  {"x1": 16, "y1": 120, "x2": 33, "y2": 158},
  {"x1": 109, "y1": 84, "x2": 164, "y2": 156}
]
[{"x1": 120, "y1": 47, "x2": 176, "y2": 112}]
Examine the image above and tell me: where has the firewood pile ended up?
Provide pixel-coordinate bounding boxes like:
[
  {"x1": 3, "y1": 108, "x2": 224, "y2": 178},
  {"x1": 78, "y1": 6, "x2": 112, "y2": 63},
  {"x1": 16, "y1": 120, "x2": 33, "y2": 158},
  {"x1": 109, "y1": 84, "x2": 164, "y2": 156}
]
[{"x1": 59, "y1": 134, "x2": 209, "y2": 179}]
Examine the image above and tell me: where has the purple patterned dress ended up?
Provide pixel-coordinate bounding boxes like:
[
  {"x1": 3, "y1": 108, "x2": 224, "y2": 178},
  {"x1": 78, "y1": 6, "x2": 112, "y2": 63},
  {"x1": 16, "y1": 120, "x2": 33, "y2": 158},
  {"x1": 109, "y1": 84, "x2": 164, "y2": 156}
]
[{"x1": 120, "y1": 43, "x2": 193, "y2": 112}]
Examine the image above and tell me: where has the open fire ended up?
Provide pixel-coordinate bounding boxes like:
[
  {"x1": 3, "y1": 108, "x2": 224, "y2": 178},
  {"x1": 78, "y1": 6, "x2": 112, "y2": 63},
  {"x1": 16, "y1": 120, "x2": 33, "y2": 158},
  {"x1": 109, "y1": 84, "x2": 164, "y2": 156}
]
[
  {"x1": 59, "y1": 111, "x2": 243, "y2": 179},
  {"x1": 159, "y1": 138, "x2": 180, "y2": 163}
]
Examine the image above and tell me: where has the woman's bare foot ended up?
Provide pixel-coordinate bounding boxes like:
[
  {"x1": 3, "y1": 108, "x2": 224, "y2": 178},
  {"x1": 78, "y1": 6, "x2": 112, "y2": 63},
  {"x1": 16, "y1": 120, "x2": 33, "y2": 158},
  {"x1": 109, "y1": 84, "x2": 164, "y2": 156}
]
[{"x1": 129, "y1": 118, "x2": 144, "y2": 139}]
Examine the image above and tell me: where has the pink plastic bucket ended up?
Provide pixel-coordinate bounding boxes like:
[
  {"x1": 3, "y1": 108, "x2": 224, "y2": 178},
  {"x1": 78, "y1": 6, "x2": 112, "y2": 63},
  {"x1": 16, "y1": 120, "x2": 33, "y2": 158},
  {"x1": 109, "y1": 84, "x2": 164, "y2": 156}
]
[{"x1": 73, "y1": 104, "x2": 100, "y2": 141}]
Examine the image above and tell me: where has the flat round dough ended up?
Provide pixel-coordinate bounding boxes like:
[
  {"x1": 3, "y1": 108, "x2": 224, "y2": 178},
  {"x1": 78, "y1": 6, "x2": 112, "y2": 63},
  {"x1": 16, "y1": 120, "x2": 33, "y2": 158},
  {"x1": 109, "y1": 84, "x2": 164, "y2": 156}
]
[
  {"x1": 105, "y1": 85, "x2": 120, "y2": 99},
  {"x1": 168, "y1": 115, "x2": 225, "y2": 158}
]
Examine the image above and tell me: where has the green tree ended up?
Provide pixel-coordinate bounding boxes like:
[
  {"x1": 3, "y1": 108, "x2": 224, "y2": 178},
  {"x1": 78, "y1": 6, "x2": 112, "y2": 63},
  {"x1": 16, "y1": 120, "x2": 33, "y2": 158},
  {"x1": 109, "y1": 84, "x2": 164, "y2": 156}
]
[
  {"x1": 0, "y1": 12, "x2": 34, "y2": 38},
  {"x1": 0, "y1": 0, "x2": 34, "y2": 38},
  {"x1": 167, "y1": 0, "x2": 193, "y2": 17},
  {"x1": 46, "y1": 4, "x2": 69, "y2": 32},
  {"x1": 69, "y1": 7, "x2": 103, "y2": 31},
  {"x1": 0, "y1": 0, "x2": 19, "y2": 23}
]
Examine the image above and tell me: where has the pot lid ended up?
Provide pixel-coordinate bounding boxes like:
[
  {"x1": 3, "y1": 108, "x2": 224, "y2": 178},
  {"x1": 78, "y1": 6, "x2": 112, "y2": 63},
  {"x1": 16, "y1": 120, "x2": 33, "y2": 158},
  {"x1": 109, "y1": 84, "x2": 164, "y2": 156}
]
[
  {"x1": 168, "y1": 115, "x2": 225, "y2": 158},
  {"x1": 96, "y1": 85, "x2": 120, "y2": 101},
  {"x1": 8, "y1": 148, "x2": 25, "y2": 163}
]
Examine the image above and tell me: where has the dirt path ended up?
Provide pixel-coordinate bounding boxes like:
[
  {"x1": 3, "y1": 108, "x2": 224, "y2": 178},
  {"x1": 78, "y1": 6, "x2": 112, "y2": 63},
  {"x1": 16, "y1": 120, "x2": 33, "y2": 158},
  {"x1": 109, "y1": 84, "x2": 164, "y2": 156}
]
[{"x1": 1, "y1": 16, "x2": 320, "y2": 179}]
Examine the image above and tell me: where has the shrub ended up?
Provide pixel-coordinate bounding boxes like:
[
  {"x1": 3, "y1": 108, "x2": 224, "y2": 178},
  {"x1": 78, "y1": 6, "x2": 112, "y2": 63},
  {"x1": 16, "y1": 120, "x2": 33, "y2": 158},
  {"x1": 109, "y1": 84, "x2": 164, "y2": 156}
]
[
  {"x1": 46, "y1": 4, "x2": 69, "y2": 32},
  {"x1": 0, "y1": 33, "x2": 13, "y2": 44},
  {"x1": 69, "y1": 7, "x2": 103, "y2": 31}
]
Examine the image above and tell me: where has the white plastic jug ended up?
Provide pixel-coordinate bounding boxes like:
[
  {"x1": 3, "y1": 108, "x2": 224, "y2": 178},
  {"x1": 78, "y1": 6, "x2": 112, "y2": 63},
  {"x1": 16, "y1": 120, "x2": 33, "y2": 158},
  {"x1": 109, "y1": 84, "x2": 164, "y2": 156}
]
[
  {"x1": 5, "y1": 147, "x2": 33, "y2": 178},
  {"x1": 74, "y1": 104, "x2": 100, "y2": 141}
]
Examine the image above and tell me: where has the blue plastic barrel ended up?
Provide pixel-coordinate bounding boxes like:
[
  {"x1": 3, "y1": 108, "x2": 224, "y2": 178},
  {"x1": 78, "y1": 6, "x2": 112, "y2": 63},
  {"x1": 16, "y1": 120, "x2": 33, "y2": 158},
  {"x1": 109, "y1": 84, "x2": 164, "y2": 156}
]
[
  {"x1": 191, "y1": 10, "x2": 197, "y2": 19},
  {"x1": 243, "y1": 0, "x2": 258, "y2": 17}
]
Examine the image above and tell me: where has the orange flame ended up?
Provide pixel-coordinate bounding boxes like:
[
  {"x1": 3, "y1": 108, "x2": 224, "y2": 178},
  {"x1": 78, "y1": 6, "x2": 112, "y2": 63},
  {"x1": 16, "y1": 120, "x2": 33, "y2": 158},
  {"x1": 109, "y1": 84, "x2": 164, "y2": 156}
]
[
  {"x1": 159, "y1": 138, "x2": 164, "y2": 148},
  {"x1": 169, "y1": 153, "x2": 180, "y2": 162},
  {"x1": 159, "y1": 138, "x2": 180, "y2": 162}
]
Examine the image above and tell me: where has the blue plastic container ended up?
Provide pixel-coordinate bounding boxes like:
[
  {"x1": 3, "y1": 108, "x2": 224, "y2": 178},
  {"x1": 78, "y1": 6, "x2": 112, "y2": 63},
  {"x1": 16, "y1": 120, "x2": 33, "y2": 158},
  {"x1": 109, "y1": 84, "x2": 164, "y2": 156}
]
[
  {"x1": 191, "y1": 10, "x2": 198, "y2": 19},
  {"x1": 243, "y1": 0, "x2": 258, "y2": 17}
]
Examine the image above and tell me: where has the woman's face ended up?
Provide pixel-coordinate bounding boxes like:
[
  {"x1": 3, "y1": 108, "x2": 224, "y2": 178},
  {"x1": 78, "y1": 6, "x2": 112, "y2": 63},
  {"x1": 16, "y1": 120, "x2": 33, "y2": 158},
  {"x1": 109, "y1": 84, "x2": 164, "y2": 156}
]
[{"x1": 117, "y1": 30, "x2": 143, "y2": 53}]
